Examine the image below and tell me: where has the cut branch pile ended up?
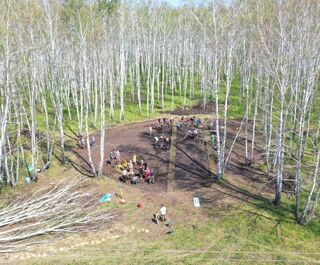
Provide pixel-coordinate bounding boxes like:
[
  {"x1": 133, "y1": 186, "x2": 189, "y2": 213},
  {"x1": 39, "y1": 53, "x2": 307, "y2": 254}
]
[{"x1": 0, "y1": 178, "x2": 115, "y2": 253}]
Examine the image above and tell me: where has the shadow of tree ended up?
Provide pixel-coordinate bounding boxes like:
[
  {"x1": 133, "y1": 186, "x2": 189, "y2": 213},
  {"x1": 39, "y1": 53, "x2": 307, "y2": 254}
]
[{"x1": 56, "y1": 149, "x2": 95, "y2": 178}]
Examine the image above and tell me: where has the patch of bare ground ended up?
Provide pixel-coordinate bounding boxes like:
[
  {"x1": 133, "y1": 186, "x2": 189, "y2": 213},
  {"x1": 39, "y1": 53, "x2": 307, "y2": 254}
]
[{"x1": 71, "y1": 113, "x2": 273, "y2": 216}]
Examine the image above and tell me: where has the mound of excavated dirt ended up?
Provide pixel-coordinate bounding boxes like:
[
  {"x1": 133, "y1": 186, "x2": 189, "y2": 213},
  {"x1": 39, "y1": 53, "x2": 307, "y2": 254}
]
[{"x1": 168, "y1": 101, "x2": 215, "y2": 115}]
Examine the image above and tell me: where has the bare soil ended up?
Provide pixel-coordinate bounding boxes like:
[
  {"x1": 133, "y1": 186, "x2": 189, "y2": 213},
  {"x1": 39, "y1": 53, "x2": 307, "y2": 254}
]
[
  {"x1": 167, "y1": 101, "x2": 215, "y2": 115},
  {"x1": 72, "y1": 112, "x2": 272, "y2": 208},
  {"x1": 73, "y1": 121, "x2": 172, "y2": 192},
  {"x1": 174, "y1": 127, "x2": 212, "y2": 191}
]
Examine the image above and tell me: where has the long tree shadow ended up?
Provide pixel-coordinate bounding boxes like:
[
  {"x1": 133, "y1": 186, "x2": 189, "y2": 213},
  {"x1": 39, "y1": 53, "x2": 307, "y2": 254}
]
[
  {"x1": 174, "y1": 143, "x2": 270, "y2": 202},
  {"x1": 172, "y1": 137, "x2": 294, "y2": 221},
  {"x1": 68, "y1": 150, "x2": 95, "y2": 177},
  {"x1": 135, "y1": 142, "x2": 294, "y2": 222},
  {"x1": 52, "y1": 149, "x2": 94, "y2": 177},
  {"x1": 223, "y1": 147, "x2": 268, "y2": 178},
  {"x1": 133, "y1": 137, "x2": 269, "y2": 205},
  {"x1": 66, "y1": 124, "x2": 79, "y2": 139},
  {"x1": 175, "y1": 143, "x2": 212, "y2": 175}
]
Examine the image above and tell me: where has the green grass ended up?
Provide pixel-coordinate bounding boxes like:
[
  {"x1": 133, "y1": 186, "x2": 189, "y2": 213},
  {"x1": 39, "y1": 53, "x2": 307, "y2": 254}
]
[
  {"x1": 124, "y1": 204, "x2": 320, "y2": 264},
  {"x1": 27, "y1": 202, "x2": 320, "y2": 264}
]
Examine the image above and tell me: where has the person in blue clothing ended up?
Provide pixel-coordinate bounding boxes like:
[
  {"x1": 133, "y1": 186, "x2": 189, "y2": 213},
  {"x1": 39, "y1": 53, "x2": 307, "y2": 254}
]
[
  {"x1": 195, "y1": 118, "x2": 202, "y2": 128},
  {"x1": 176, "y1": 122, "x2": 183, "y2": 129},
  {"x1": 90, "y1": 136, "x2": 96, "y2": 147},
  {"x1": 146, "y1": 169, "x2": 155, "y2": 184}
]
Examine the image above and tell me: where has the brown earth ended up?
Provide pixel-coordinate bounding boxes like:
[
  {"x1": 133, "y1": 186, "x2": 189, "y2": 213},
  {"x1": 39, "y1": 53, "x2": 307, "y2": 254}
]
[
  {"x1": 73, "y1": 121, "x2": 172, "y2": 192},
  {"x1": 71, "y1": 113, "x2": 273, "y2": 209},
  {"x1": 167, "y1": 101, "x2": 215, "y2": 115}
]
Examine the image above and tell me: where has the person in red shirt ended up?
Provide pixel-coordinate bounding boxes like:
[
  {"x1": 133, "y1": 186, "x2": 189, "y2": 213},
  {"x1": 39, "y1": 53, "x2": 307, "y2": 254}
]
[
  {"x1": 146, "y1": 169, "x2": 155, "y2": 184},
  {"x1": 145, "y1": 168, "x2": 151, "y2": 179}
]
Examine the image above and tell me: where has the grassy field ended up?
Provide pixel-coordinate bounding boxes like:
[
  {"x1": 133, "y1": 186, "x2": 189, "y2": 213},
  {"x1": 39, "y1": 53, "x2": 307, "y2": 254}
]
[{"x1": 8, "y1": 172, "x2": 320, "y2": 265}]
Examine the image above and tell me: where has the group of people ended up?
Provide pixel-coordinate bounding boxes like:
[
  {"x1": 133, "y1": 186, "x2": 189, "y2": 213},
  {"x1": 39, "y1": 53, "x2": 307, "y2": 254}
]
[
  {"x1": 176, "y1": 115, "x2": 203, "y2": 129},
  {"x1": 154, "y1": 135, "x2": 171, "y2": 150},
  {"x1": 149, "y1": 118, "x2": 172, "y2": 151},
  {"x1": 119, "y1": 155, "x2": 155, "y2": 185},
  {"x1": 187, "y1": 128, "x2": 199, "y2": 139},
  {"x1": 77, "y1": 134, "x2": 96, "y2": 149},
  {"x1": 180, "y1": 128, "x2": 199, "y2": 142},
  {"x1": 151, "y1": 117, "x2": 173, "y2": 132},
  {"x1": 109, "y1": 150, "x2": 121, "y2": 165}
]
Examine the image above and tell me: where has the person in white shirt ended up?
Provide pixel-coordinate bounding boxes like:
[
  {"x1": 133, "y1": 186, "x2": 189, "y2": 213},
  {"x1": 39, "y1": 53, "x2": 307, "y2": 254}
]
[
  {"x1": 121, "y1": 168, "x2": 128, "y2": 182},
  {"x1": 193, "y1": 128, "x2": 198, "y2": 139},
  {"x1": 154, "y1": 136, "x2": 159, "y2": 148},
  {"x1": 128, "y1": 160, "x2": 133, "y2": 170},
  {"x1": 116, "y1": 150, "x2": 120, "y2": 162},
  {"x1": 156, "y1": 204, "x2": 167, "y2": 223},
  {"x1": 132, "y1": 153, "x2": 137, "y2": 164},
  {"x1": 160, "y1": 205, "x2": 166, "y2": 217}
]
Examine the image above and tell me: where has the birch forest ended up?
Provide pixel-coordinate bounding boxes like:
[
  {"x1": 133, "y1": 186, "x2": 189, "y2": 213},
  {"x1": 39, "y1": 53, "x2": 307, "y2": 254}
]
[{"x1": 0, "y1": 0, "x2": 320, "y2": 228}]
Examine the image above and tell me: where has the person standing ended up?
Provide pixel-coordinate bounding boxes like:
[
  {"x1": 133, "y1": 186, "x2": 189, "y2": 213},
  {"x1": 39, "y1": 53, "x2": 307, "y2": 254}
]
[
  {"x1": 109, "y1": 151, "x2": 114, "y2": 165},
  {"x1": 160, "y1": 204, "x2": 167, "y2": 220},
  {"x1": 128, "y1": 160, "x2": 133, "y2": 171},
  {"x1": 116, "y1": 150, "x2": 121, "y2": 162},
  {"x1": 149, "y1": 125, "x2": 153, "y2": 136},
  {"x1": 132, "y1": 153, "x2": 137, "y2": 165},
  {"x1": 90, "y1": 136, "x2": 96, "y2": 147},
  {"x1": 138, "y1": 161, "x2": 144, "y2": 179},
  {"x1": 121, "y1": 168, "x2": 128, "y2": 182},
  {"x1": 148, "y1": 169, "x2": 155, "y2": 184},
  {"x1": 154, "y1": 136, "x2": 159, "y2": 148},
  {"x1": 166, "y1": 137, "x2": 171, "y2": 149}
]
